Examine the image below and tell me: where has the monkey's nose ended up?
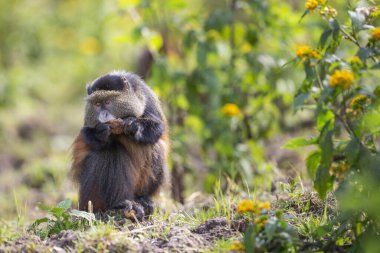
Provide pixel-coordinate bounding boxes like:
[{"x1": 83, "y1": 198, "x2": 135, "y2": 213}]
[{"x1": 98, "y1": 110, "x2": 116, "y2": 123}]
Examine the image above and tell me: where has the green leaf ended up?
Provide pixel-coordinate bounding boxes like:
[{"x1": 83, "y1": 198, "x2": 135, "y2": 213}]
[
  {"x1": 204, "y1": 9, "x2": 231, "y2": 32},
  {"x1": 319, "y1": 121, "x2": 334, "y2": 167},
  {"x1": 293, "y1": 92, "x2": 310, "y2": 111},
  {"x1": 183, "y1": 30, "x2": 197, "y2": 49},
  {"x1": 196, "y1": 42, "x2": 207, "y2": 66},
  {"x1": 70, "y1": 210, "x2": 96, "y2": 223},
  {"x1": 283, "y1": 136, "x2": 317, "y2": 149},
  {"x1": 246, "y1": 29, "x2": 259, "y2": 46},
  {"x1": 314, "y1": 165, "x2": 333, "y2": 200},
  {"x1": 304, "y1": 61, "x2": 314, "y2": 80},
  {"x1": 345, "y1": 138, "x2": 361, "y2": 165},
  {"x1": 299, "y1": 10, "x2": 309, "y2": 22},
  {"x1": 30, "y1": 217, "x2": 49, "y2": 229},
  {"x1": 317, "y1": 110, "x2": 335, "y2": 131},
  {"x1": 373, "y1": 86, "x2": 380, "y2": 99},
  {"x1": 37, "y1": 202, "x2": 50, "y2": 211},
  {"x1": 319, "y1": 29, "x2": 332, "y2": 49},
  {"x1": 306, "y1": 151, "x2": 321, "y2": 179},
  {"x1": 50, "y1": 207, "x2": 66, "y2": 218},
  {"x1": 57, "y1": 199, "x2": 72, "y2": 210},
  {"x1": 264, "y1": 219, "x2": 276, "y2": 241},
  {"x1": 330, "y1": 19, "x2": 340, "y2": 37},
  {"x1": 370, "y1": 62, "x2": 380, "y2": 70},
  {"x1": 357, "y1": 48, "x2": 372, "y2": 61}
]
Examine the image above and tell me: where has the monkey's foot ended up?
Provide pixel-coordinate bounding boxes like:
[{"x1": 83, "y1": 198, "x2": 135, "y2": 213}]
[
  {"x1": 122, "y1": 200, "x2": 145, "y2": 221},
  {"x1": 137, "y1": 196, "x2": 154, "y2": 216}
]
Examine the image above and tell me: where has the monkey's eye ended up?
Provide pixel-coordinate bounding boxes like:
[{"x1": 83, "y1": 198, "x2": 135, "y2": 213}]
[
  {"x1": 95, "y1": 102, "x2": 101, "y2": 107},
  {"x1": 105, "y1": 100, "x2": 110, "y2": 105}
]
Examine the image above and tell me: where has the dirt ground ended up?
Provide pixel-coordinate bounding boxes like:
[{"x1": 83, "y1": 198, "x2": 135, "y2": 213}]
[{"x1": 0, "y1": 216, "x2": 242, "y2": 253}]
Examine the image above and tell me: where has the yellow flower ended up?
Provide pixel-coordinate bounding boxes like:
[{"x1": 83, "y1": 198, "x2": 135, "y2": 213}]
[
  {"x1": 80, "y1": 37, "x2": 101, "y2": 55},
  {"x1": 310, "y1": 50, "x2": 321, "y2": 59},
  {"x1": 330, "y1": 162, "x2": 349, "y2": 180},
  {"x1": 372, "y1": 27, "x2": 380, "y2": 41},
  {"x1": 329, "y1": 70, "x2": 354, "y2": 89},
  {"x1": 230, "y1": 241, "x2": 245, "y2": 252},
  {"x1": 348, "y1": 56, "x2": 361, "y2": 65},
  {"x1": 348, "y1": 95, "x2": 371, "y2": 112},
  {"x1": 305, "y1": 0, "x2": 318, "y2": 11},
  {"x1": 350, "y1": 95, "x2": 367, "y2": 107},
  {"x1": 240, "y1": 42, "x2": 253, "y2": 54},
  {"x1": 236, "y1": 199, "x2": 254, "y2": 213},
  {"x1": 258, "y1": 201, "x2": 271, "y2": 211},
  {"x1": 254, "y1": 217, "x2": 268, "y2": 228},
  {"x1": 223, "y1": 103, "x2": 241, "y2": 117},
  {"x1": 296, "y1": 45, "x2": 320, "y2": 59},
  {"x1": 296, "y1": 45, "x2": 312, "y2": 58},
  {"x1": 207, "y1": 30, "x2": 220, "y2": 41}
]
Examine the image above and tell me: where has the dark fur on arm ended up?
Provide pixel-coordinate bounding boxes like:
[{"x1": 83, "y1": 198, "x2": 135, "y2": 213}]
[{"x1": 123, "y1": 94, "x2": 165, "y2": 144}]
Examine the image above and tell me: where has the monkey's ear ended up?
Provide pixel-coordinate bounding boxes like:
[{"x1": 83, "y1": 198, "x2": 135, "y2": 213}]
[
  {"x1": 86, "y1": 84, "x2": 92, "y2": 95},
  {"x1": 121, "y1": 75, "x2": 133, "y2": 91}
]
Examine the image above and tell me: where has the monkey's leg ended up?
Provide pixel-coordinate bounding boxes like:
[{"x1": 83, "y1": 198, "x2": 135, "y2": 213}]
[
  {"x1": 78, "y1": 162, "x2": 107, "y2": 212},
  {"x1": 136, "y1": 146, "x2": 166, "y2": 216},
  {"x1": 136, "y1": 196, "x2": 154, "y2": 215}
]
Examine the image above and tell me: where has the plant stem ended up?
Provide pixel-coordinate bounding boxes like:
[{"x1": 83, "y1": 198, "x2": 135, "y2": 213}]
[{"x1": 313, "y1": 65, "x2": 324, "y2": 90}]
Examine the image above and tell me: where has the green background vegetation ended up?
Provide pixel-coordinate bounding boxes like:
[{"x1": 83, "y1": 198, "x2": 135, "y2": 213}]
[{"x1": 1, "y1": 0, "x2": 380, "y2": 252}]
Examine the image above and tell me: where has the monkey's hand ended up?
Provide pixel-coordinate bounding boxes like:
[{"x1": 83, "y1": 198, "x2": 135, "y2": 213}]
[
  {"x1": 107, "y1": 119, "x2": 124, "y2": 135},
  {"x1": 81, "y1": 123, "x2": 111, "y2": 149},
  {"x1": 123, "y1": 117, "x2": 139, "y2": 135},
  {"x1": 123, "y1": 116, "x2": 164, "y2": 144},
  {"x1": 94, "y1": 123, "x2": 111, "y2": 142}
]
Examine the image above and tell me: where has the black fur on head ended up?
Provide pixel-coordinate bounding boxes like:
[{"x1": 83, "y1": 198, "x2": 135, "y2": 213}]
[{"x1": 87, "y1": 72, "x2": 127, "y2": 95}]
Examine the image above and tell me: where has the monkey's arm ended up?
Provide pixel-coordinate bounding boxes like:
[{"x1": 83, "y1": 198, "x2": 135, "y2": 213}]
[
  {"x1": 122, "y1": 97, "x2": 165, "y2": 144},
  {"x1": 71, "y1": 134, "x2": 89, "y2": 184},
  {"x1": 81, "y1": 123, "x2": 111, "y2": 150}
]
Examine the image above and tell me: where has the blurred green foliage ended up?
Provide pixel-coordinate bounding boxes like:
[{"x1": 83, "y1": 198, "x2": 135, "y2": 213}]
[
  {"x1": 0, "y1": 0, "x2": 380, "y2": 251},
  {"x1": 285, "y1": 0, "x2": 380, "y2": 251},
  {"x1": 0, "y1": 0, "x2": 317, "y2": 219}
]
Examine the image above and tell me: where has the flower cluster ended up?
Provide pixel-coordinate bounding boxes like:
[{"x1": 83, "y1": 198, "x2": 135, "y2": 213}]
[
  {"x1": 329, "y1": 69, "x2": 354, "y2": 89},
  {"x1": 254, "y1": 216, "x2": 268, "y2": 228},
  {"x1": 230, "y1": 241, "x2": 245, "y2": 252},
  {"x1": 222, "y1": 103, "x2": 241, "y2": 117},
  {"x1": 305, "y1": 0, "x2": 326, "y2": 12},
  {"x1": 329, "y1": 162, "x2": 349, "y2": 181},
  {"x1": 372, "y1": 27, "x2": 380, "y2": 41},
  {"x1": 236, "y1": 199, "x2": 271, "y2": 214},
  {"x1": 346, "y1": 94, "x2": 371, "y2": 117},
  {"x1": 350, "y1": 95, "x2": 369, "y2": 108},
  {"x1": 348, "y1": 56, "x2": 361, "y2": 65},
  {"x1": 296, "y1": 45, "x2": 321, "y2": 60},
  {"x1": 319, "y1": 5, "x2": 338, "y2": 19},
  {"x1": 305, "y1": 0, "x2": 318, "y2": 11}
]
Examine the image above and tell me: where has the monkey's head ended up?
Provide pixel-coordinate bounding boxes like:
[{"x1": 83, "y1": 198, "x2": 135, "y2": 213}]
[{"x1": 84, "y1": 71, "x2": 147, "y2": 128}]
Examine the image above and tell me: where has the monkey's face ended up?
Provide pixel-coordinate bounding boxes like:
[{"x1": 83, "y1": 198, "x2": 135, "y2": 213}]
[{"x1": 84, "y1": 89, "x2": 146, "y2": 128}]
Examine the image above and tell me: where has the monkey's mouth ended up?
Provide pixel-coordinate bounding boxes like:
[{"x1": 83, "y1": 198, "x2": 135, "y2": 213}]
[{"x1": 98, "y1": 110, "x2": 116, "y2": 123}]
